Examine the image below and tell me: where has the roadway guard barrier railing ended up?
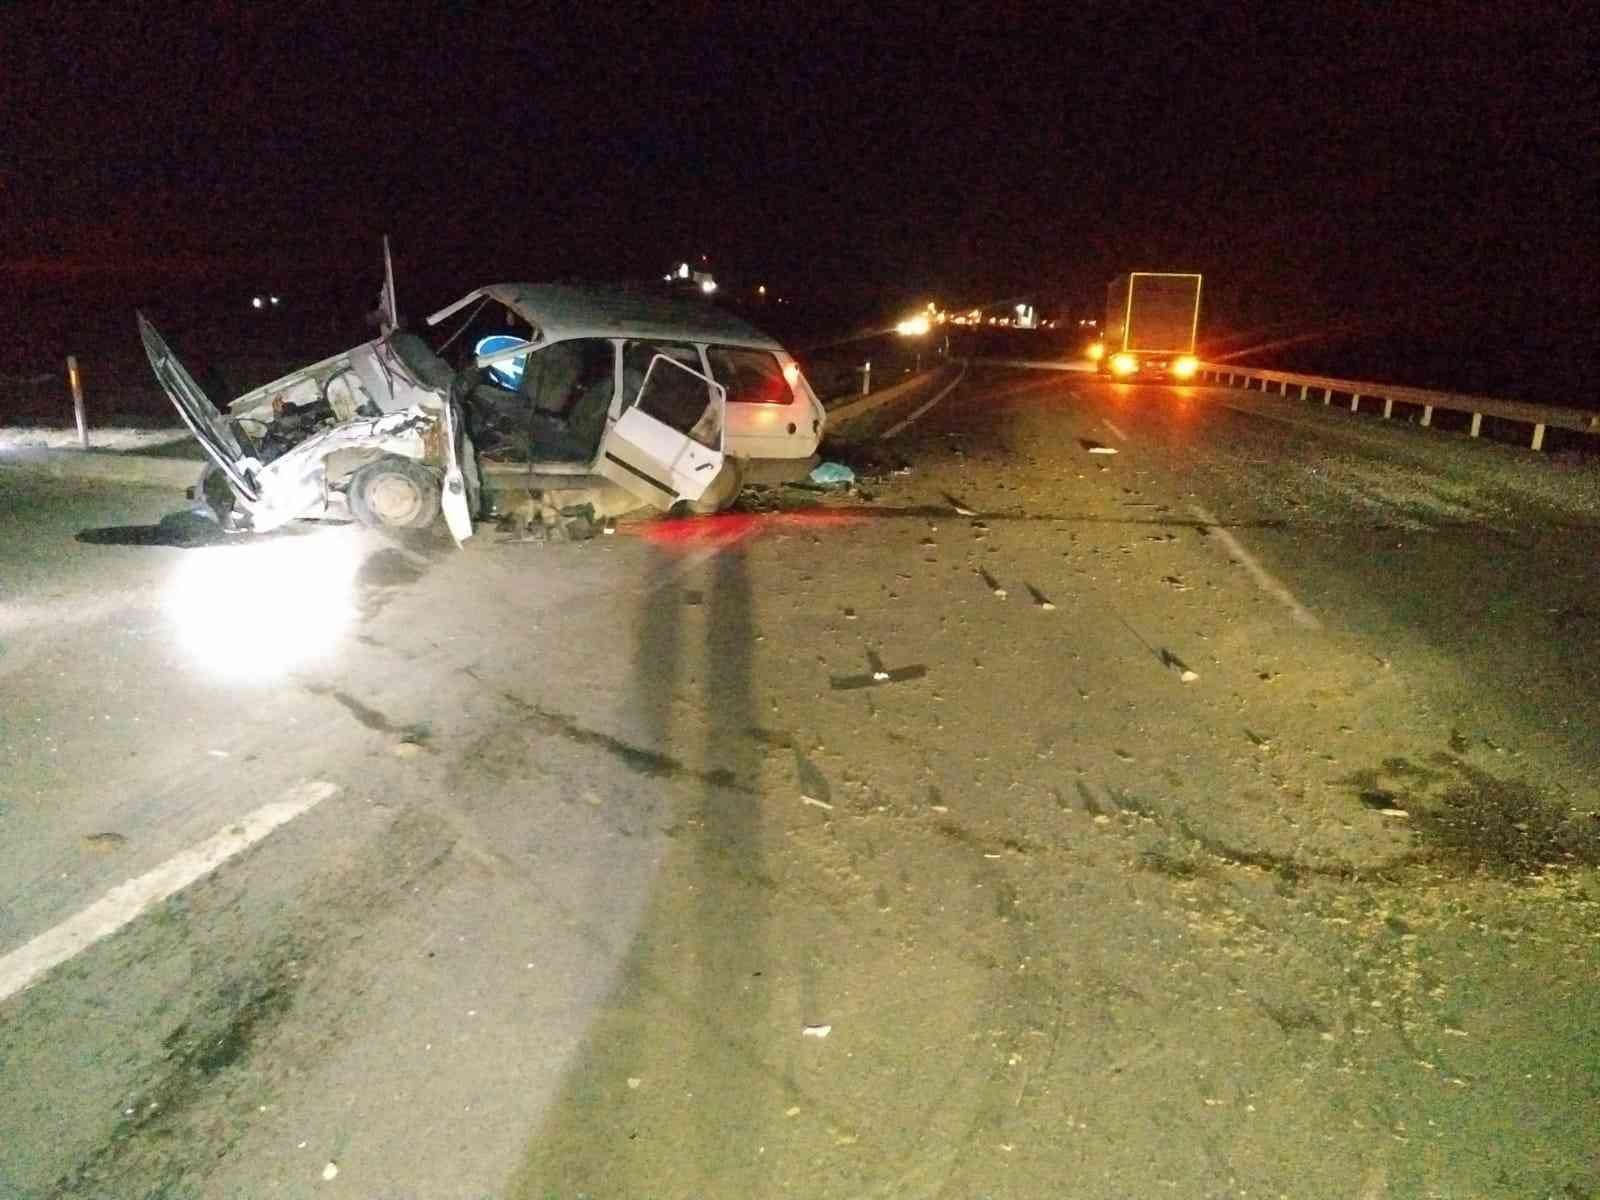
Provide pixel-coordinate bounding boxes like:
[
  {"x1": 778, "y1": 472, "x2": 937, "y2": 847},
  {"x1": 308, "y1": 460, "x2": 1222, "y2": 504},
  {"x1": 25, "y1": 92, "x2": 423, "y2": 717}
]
[{"x1": 1198, "y1": 363, "x2": 1600, "y2": 452}]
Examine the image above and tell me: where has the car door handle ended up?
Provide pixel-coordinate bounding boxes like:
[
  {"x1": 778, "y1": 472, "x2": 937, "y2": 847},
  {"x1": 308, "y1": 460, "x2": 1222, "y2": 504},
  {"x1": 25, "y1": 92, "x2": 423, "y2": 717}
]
[{"x1": 695, "y1": 461, "x2": 714, "y2": 471}]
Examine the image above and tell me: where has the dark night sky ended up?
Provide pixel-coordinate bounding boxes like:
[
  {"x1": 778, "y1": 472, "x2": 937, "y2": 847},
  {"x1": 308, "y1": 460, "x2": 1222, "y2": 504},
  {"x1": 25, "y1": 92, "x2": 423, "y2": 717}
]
[{"x1": 1, "y1": 2, "x2": 1593, "y2": 394}]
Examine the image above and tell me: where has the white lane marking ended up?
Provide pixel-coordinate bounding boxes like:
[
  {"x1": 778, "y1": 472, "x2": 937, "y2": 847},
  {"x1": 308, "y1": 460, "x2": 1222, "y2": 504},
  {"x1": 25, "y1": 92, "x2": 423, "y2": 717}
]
[
  {"x1": 880, "y1": 364, "x2": 970, "y2": 439},
  {"x1": 0, "y1": 780, "x2": 339, "y2": 1004},
  {"x1": 1190, "y1": 504, "x2": 1321, "y2": 630},
  {"x1": 1102, "y1": 418, "x2": 1129, "y2": 442}
]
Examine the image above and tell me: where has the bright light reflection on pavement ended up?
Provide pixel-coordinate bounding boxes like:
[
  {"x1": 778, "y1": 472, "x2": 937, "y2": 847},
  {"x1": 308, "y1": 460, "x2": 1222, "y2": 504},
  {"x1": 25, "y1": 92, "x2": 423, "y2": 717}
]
[{"x1": 165, "y1": 525, "x2": 365, "y2": 682}]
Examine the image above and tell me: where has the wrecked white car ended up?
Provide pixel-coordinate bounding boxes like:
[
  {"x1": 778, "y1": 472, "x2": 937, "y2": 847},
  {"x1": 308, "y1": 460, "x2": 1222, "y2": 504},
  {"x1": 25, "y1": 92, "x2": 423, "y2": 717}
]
[{"x1": 138, "y1": 282, "x2": 826, "y2": 541}]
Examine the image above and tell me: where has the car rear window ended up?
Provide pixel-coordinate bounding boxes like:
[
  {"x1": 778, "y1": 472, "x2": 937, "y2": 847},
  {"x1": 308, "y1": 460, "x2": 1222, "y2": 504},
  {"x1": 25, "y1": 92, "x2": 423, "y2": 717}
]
[{"x1": 706, "y1": 346, "x2": 792, "y2": 405}]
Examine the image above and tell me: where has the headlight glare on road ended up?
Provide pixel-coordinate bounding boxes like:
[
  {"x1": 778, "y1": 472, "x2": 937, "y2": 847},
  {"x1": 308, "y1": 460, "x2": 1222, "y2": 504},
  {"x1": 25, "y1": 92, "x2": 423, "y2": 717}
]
[
  {"x1": 166, "y1": 527, "x2": 362, "y2": 682},
  {"x1": 1172, "y1": 355, "x2": 1198, "y2": 379},
  {"x1": 1109, "y1": 353, "x2": 1138, "y2": 376}
]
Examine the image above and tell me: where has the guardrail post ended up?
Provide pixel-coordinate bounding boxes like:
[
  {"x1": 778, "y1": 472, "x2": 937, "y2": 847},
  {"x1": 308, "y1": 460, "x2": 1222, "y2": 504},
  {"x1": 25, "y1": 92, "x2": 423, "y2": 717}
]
[
  {"x1": 1300, "y1": 383, "x2": 1308, "y2": 400},
  {"x1": 1382, "y1": 397, "x2": 1393, "y2": 420},
  {"x1": 1322, "y1": 388, "x2": 1331, "y2": 405},
  {"x1": 1531, "y1": 423, "x2": 1546, "y2": 451},
  {"x1": 1421, "y1": 405, "x2": 1432, "y2": 427},
  {"x1": 1469, "y1": 412, "x2": 1483, "y2": 438},
  {"x1": 1350, "y1": 392, "x2": 1361, "y2": 413},
  {"x1": 67, "y1": 355, "x2": 88, "y2": 449}
]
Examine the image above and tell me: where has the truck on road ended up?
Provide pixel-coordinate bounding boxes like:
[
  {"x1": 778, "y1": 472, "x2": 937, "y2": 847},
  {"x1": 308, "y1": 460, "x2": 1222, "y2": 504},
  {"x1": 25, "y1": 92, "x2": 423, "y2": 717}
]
[{"x1": 1091, "y1": 272, "x2": 1202, "y2": 381}]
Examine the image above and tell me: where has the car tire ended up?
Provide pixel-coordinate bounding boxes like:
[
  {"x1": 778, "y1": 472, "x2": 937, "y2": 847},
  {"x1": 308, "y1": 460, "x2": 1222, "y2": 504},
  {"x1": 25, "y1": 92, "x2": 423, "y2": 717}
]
[
  {"x1": 686, "y1": 456, "x2": 745, "y2": 515},
  {"x1": 196, "y1": 462, "x2": 247, "y2": 530},
  {"x1": 346, "y1": 456, "x2": 441, "y2": 530}
]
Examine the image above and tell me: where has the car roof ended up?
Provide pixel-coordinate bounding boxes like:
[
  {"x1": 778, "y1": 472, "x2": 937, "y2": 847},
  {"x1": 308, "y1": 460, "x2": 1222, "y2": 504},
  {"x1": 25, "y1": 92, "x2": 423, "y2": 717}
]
[{"x1": 481, "y1": 283, "x2": 786, "y2": 351}]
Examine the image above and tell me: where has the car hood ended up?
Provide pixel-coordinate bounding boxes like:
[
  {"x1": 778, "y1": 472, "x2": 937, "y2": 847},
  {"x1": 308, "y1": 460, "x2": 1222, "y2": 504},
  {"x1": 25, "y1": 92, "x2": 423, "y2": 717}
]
[{"x1": 137, "y1": 313, "x2": 262, "y2": 502}]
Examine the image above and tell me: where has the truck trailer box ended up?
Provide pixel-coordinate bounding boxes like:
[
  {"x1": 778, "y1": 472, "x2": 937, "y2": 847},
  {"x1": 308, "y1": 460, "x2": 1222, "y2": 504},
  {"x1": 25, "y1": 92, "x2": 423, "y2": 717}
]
[{"x1": 1101, "y1": 272, "x2": 1202, "y2": 380}]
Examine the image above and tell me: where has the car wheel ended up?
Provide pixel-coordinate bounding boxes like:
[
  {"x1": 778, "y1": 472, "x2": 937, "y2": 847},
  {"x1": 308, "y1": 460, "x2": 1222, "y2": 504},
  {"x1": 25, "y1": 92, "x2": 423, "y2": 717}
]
[
  {"x1": 196, "y1": 462, "x2": 247, "y2": 530},
  {"x1": 686, "y1": 457, "x2": 745, "y2": 514},
  {"x1": 346, "y1": 456, "x2": 441, "y2": 530}
]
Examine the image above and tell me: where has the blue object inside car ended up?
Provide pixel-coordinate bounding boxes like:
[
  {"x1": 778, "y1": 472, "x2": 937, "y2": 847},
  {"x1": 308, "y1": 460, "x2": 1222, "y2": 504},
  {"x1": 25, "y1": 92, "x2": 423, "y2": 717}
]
[{"x1": 475, "y1": 335, "x2": 530, "y2": 389}]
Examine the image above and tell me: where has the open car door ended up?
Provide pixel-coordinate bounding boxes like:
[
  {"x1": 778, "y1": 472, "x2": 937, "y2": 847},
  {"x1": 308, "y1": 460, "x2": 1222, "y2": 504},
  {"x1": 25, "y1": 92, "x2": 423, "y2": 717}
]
[
  {"x1": 136, "y1": 313, "x2": 261, "y2": 502},
  {"x1": 596, "y1": 353, "x2": 726, "y2": 509}
]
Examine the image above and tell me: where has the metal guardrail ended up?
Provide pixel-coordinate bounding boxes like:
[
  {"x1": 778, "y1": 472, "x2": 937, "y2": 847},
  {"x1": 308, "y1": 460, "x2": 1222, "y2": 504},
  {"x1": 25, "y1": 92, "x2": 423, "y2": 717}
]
[
  {"x1": 825, "y1": 363, "x2": 961, "y2": 422},
  {"x1": 1198, "y1": 363, "x2": 1600, "y2": 451}
]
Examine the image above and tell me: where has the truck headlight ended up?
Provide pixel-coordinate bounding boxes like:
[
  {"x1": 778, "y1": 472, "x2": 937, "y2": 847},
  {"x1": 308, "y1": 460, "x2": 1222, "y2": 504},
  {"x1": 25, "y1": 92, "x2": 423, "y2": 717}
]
[
  {"x1": 1172, "y1": 356, "x2": 1198, "y2": 379},
  {"x1": 1109, "y1": 353, "x2": 1138, "y2": 376}
]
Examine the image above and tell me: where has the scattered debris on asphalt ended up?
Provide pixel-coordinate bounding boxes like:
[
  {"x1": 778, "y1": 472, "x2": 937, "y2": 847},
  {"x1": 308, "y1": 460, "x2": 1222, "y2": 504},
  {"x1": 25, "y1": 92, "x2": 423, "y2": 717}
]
[
  {"x1": 942, "y1": 492, "x2": 977, "y2": 515},
  {"x1": 830, "y1": 650, "x2": 927, "y2": 689},
  {"x1": 1159, "y1": 648, "x2": 1199, "y2": 682},
  {"x1": 801, "y1": 1024, "x2": 832, "y2": 1039},
  {"x1": 809, "y1": 461, "x2": 856, "y2": 487},
  {"x1": 795, "y1": 750, "x2": 832, "y2": 807}
]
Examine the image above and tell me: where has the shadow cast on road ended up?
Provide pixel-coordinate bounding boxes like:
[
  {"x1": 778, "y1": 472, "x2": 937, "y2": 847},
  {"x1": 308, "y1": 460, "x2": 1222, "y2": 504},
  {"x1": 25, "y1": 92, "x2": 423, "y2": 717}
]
[
  {"x1": 75, "y1": 510, "x2": 231, "y2": 548},
  {"x1": 509, "y1": 541, "x2": 776, "y2": 1196}
]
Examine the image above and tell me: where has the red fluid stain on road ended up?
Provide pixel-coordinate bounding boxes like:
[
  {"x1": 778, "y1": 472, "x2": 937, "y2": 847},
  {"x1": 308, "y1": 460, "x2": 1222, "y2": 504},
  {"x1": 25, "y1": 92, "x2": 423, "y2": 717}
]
[{"x1": 624, "y1": 508, "x2": 867, "y2": 552}]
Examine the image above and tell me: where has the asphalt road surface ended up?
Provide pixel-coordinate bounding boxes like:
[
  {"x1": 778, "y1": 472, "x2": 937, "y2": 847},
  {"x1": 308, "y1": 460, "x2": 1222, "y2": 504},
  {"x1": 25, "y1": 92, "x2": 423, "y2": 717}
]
[{"x1": 2, "y1": 370, "x2": 1597, "y2": 1199}]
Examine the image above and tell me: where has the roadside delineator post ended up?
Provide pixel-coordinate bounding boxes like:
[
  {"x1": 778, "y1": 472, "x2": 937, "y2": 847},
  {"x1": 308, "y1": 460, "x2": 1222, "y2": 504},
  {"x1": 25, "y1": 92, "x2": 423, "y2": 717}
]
[
  {"x1": 861, "y1": 360, "x2": 872, "y2": 396},
  {"x1": 67, "y1": 356, "x2": 88, "y2": 449}
]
